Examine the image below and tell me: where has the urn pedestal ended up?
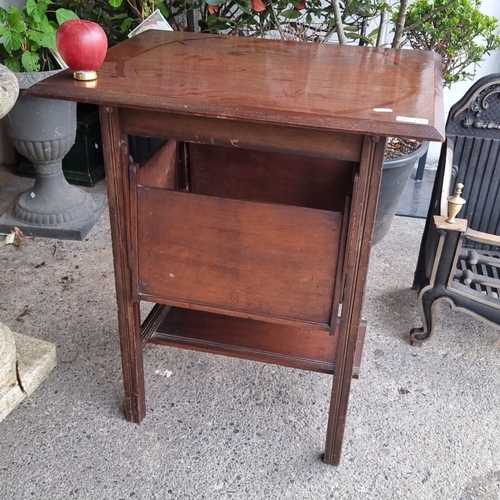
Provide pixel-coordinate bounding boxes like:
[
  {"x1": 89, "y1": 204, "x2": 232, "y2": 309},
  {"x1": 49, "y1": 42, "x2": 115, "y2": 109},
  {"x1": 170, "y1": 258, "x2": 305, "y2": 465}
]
[{"x1": 0, "y1": 71, "x2": 107, "y2": 240}]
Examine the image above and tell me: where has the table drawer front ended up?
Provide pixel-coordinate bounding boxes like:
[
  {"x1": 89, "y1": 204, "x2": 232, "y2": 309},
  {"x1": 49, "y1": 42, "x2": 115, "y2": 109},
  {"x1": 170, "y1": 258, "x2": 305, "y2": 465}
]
[{"x1": 137, "y1": 188, "x2": 341, "y2": 324}]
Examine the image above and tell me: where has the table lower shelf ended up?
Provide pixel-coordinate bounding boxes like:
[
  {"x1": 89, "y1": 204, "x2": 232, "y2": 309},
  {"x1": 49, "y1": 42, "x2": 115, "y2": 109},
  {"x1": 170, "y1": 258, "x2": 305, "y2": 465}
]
[{"x1": 142, "y1": 305, "x2": 366, "y2": 378}]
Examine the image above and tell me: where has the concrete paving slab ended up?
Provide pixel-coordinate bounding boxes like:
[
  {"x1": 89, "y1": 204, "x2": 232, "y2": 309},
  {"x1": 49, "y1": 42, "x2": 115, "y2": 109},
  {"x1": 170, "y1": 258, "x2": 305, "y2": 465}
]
[
  {"x1": 15, "y1": 331, "x2": 57, "y2": 397},
  {"x1": 0, "y1": 324, "x2": 57, "y2": 422}
]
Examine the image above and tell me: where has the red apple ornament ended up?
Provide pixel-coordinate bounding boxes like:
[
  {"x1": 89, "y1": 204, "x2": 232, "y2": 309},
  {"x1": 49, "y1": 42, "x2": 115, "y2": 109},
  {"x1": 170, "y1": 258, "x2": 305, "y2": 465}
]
[{"x1": 56, "y1": 20, "x2": 108, "y2": 81}]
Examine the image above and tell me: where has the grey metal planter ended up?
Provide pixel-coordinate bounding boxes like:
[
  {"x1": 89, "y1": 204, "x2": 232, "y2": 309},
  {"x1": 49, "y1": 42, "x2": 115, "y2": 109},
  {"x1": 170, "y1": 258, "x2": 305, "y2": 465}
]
[
  {"x1": 373, "y1": 141, "x2": 429, "y2": 245},
  {"x1": 0, "y1": 70, "x2": 107, "y2": 240}
]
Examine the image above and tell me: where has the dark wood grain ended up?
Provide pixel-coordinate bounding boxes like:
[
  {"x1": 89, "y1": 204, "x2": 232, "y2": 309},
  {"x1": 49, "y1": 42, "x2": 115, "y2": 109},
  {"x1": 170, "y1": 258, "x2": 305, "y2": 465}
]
[
  {"x1": 324, "y1": 135, "x2": 386, "y2": 465},
  {"x1": 25, "y1": 32, "x2": 445, "y2": 465},
  {"x1": 26, "y1": 30, "x2": 444, "y2": 141},
  {"x1": 138, "y1": 140, "x2": 178, "y2": 189},
  {"x1": 190, "y1": 144, "x2": 354, "y2": 212},
  {"x1": 149, "y1": 307, "x2": 365, "y2": 377},
  {"x1": 119, "y1": 108, "x2": 364, "y2": 161},
  {"x1": 136, "y1": 188, "x2": 341, "y2": 324},
  {"x1": 140, "y1": 303, "x2": 171, "y2": 345},
  {"x1": 99, "y1": 107, "x2": 146, "y2": 423}
]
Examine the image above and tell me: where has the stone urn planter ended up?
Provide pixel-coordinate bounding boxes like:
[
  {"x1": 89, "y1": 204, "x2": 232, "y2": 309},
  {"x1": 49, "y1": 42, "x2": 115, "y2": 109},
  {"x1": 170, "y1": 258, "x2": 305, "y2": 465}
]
[
  {"x1": 0, "y1": 64, "x2": 19, "y2": 421},
  {"x1": 0, "y1": 64, "x2": 57, "y2": 422},
  {"x1": 0, "y1": 70, "x2": 107, "y2": 240},
  {"x1": 373, "y1": 141, "x2": 429, "y2": 245}
]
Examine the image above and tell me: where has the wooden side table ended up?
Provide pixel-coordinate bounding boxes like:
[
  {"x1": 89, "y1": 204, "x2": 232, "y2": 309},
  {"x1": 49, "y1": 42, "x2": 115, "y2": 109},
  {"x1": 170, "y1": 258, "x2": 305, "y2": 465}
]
[{"x1": 28, "y1": 31, "x2": 444, "y2": 465}]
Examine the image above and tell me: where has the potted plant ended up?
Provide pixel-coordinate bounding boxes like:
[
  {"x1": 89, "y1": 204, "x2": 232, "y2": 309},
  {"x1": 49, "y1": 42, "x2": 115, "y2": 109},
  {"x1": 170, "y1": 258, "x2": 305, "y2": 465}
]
[
  {"x1": 395, "y1": 0, "x2": 500, "y2": 86},
  {"x1": 0, "y1": 0, "x2": 107, "y2": 239},
  {"x1": 376, "y1": 0, "x2": 500, "y2": 241},
  {"x1": 0, "y1": 0, "x2": 78, "y2": 72},
  {"x1": 163, "y1": 0, "x2": 499, "y2": 241}
]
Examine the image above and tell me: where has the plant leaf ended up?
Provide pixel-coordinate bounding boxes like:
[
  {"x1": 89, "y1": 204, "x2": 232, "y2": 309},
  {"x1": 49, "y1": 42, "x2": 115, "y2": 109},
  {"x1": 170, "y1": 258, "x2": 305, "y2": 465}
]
[
  {"x1": 37, "y1": 16, "x2": 51, "y2": 32},
  {"x1": 21, "y1": 51, "x2": 40, "y2": 72},
  {"x1": 120, "y1": 17, "x2": 132, "y2": 31},
  {"x1": 5, "y1": 57, "x2": 21, "y2": 73},
  {"x1": 40, "y1": 32, "x2": 56, "y2": 49},
  {"x1": 26, "y1": 29, "x2": 46, "y2": 46},
  {"x1": 2, "y1": 31, "x2": 23, "y2": 52},
  {"x1": 55, "y1": 9, "x2": 79, "y2": 25},
  {"x1": 27, "y1": 0, "x2": 47, "y2": 24},
  {"x1": 8, "y1": 19, "x2": 26, "y2": 34},
  {"x1": 25, "y1": 0, "x2": 38, "y2": 19},
  {"x1": 279, "y1": 9, "x2": 302, "y2": 19}
]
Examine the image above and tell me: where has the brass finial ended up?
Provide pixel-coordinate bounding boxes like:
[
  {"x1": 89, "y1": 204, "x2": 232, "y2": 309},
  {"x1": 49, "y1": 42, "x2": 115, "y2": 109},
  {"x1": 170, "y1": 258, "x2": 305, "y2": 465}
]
[{"x1": 446, "y1": 183, "x2": 466, "y2": 223}]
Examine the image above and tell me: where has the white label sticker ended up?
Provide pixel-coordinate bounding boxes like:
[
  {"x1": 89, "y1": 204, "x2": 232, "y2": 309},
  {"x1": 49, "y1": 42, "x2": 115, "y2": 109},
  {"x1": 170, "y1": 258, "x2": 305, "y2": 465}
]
[
  {"x1": 396, "y1": 116, "x2": 429, "y2": 125},
  {"x1": 373, "y1": 108, "x2": 393, "y2": 113}
]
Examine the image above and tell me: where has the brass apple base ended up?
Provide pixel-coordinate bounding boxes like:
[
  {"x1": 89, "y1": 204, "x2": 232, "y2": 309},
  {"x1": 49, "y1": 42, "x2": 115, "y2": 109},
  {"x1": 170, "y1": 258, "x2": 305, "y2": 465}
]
[{"x1": 73, "y1": 70, "x2": 98, "y2": 81}]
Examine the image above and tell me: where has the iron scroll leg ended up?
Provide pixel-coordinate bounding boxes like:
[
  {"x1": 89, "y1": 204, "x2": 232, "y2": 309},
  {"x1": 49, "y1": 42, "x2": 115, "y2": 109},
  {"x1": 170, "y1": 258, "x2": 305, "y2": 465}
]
[{"x1": 410, "y1": 285, "x2": 439, "y2": 346}]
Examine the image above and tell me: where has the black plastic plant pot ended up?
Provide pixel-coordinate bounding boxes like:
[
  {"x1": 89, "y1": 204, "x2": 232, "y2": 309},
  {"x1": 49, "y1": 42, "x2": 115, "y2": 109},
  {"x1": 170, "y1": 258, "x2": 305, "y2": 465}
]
[{"x1": 373, "y1": 141, "x2": 429, "y2": 245}]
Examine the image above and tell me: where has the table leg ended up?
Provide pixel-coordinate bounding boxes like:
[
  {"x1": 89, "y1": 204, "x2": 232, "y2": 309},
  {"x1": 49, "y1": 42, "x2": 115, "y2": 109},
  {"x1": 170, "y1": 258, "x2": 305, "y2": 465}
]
[
  {"x1": 99, "y1": 106, "x2": 146, "y2": 423},
  {"x1": 324, "y1": 136, "x2": 386, "y2": 464}
]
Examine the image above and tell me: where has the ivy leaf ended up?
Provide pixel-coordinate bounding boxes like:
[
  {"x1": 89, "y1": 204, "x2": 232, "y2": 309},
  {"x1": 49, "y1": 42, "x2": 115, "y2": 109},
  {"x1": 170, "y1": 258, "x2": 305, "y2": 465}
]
[
  {"x1": 55, "y1": 9, "x2": 79, "y2": 25},
  {"x1": 279, "y1": 9, "x2": 301, "y2": 19},
  {"x1": 21, "y1": 51, "x2": 41, "y2": 72},
  {"x1": 157, "y1": 3, "x2": 170, "y2": 18},
  {"x1": 120, "y1": 17, "x2": 132, "y2": 32},
  {"x1": 2, "y1": 30, "x2": 23, "y2": 52},
  {"x1": 5, "y1": 57, "x2": 21, "y2": 73},
  {"x1": 108, "y1": 0, "x2": 123, "y2": 7},
  {"x1": 26, "y1": 29, "x2": 46, "y2": 46},
  {"x1": 26, "y1": 0, "x2": 47, "y2": 24},
  {"x1": 40, "y1": 32, "x2": 56, "y2": 49}
]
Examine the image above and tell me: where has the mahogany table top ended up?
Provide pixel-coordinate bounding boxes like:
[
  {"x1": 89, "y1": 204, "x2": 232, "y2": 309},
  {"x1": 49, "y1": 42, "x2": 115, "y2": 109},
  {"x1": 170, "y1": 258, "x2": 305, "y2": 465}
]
[{"x1": 27, "y1": 30, "x2": 444, "y2": 141}]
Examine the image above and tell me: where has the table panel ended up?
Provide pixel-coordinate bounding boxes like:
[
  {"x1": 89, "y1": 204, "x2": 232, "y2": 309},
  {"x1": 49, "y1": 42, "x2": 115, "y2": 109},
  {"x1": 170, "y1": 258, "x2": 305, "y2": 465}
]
[
  {"x1": 26, "y1": 31, "x2": 445, "y2": 141},
  {"x1": 190, "y1": 144, "x2": 355, "y2": 213},
  {"x1": 137, "y1": 188, "x2": 341, "y2": 324}
]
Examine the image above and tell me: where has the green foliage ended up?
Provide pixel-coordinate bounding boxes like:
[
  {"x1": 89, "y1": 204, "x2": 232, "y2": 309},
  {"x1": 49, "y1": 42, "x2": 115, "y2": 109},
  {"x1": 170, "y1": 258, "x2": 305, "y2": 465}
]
[
  {"x1": 0, "y1": 0, "x2": 78, "y2": 73},
  {"x1": 343, "y1": 0, "x2": 389, "y2": 19},
  {"x1": 163, "y1": 0, "x2": 395, "y2": 44},
  {"x1": 165, "y1": 0, "x2": 345, "y2": 41},
  {"x1": 396, "y1": 0, "x2": 500, "y2": 87},
  {"x1": 175, "y1": 0, "x2": 499, "y2": 86},
  {"x1": 53, "y1": 0, "x2": 169, "y2": 46},
  {"x1": 15, "y1": 0, "x2": 495, "y2": 88}
]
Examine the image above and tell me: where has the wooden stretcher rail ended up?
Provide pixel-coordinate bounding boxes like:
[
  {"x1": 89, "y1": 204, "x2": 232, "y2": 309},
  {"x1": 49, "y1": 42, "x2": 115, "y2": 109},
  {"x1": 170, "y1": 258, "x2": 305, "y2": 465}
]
[{"x1": 143, "y1": 305, "x2": 366, "y2": 378}]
